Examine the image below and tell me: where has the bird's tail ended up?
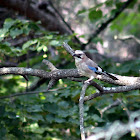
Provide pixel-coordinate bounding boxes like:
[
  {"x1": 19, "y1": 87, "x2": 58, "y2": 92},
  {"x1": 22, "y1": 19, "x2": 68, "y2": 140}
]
[{"x1": 103, "y1": 72, "x2": 118, "y2": 80}]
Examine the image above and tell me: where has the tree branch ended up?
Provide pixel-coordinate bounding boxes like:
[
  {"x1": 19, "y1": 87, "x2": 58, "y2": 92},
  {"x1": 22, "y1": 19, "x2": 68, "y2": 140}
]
[
  {"x1": 28, "y1": 78, "x2": 47, "y2": 91},
  {"x1": 116, "y1": 35, "x2": 140, "y2": 44},
  {"x1": 0, "y1": 67, "x2": 79, "y2": 79},
  {"x1": 63, "y1": 42, "x2": 75, "y2": 56},
  {"x1": 79, "y1": 82, "x2": 90, "y2": 140},
  {"x1": 63, "y1": 42, "x2": 140, "y2": 86},
  {"x1": 0, "y1": 67, "x2": 140, "y2": 86},
  {"x1": 82, "y1": 0, "x2": 133, "y2": 49},
  {"x1": 84, "y1": 84, "x2": 140, "y2": 102},
  {"x1": 48, "y1": 0, "x2": 82, "y2": 45},
  {"x1": 100, "y1": 99, "x2": 121, "y2": 116},
  {"x1": 86, "y1": 112, "x2": 140, "y2": 140},
  {"x1": 0, "y1": 87, "x2": 65, "y2": 99}
]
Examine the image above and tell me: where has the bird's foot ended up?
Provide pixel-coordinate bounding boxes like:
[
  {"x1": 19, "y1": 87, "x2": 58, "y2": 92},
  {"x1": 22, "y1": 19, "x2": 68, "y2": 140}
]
[
  {"x1": 84, "y1": 76, "x2": 94, "y2": 84},
  {"x1": 84, "y1": 80, "x2": 90, "y2": 84}
]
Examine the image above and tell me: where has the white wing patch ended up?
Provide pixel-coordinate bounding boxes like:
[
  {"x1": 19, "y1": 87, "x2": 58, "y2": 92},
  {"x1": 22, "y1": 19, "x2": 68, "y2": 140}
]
[{"x1": 97, "y1": 66, "x2": 103, "y2": 72}]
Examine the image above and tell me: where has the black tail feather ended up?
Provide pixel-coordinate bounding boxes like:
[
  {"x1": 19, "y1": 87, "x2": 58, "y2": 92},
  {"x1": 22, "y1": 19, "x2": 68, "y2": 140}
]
[
  {"x1": 95, "y1": 70, "x2": 118, "y2": 80},
  {"x1": 105, "y1": 72, "x2": 118, "y2": 80}
]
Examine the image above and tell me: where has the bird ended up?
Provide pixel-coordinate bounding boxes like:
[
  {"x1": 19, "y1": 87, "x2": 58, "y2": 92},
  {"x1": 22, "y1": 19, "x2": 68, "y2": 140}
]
[{"x1": 73, "y1": 50, "x2": 118, "y2": 83}]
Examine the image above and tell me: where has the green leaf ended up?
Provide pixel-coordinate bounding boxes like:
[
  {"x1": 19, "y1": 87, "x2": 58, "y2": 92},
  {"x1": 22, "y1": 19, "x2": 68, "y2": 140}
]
[
  {"x1": 0, "y1": 43, "x2": 11, "y2": 53},
  {"x1": 88, "y1": 9, "x2": 102, "y2": 22},
  {"x1": 3, "y1": 18, "x2": 16, "y2": 29},
  {"x1": 27, "y1": 105, "x2": 42, "y2": 113},
  {"x1": 92, "y1": 37, "x2": 103, "y2": 44},
  {"x1": 77, "y1": 9, "x2": 87, "y2": 15},
  {"x1": 46, "y1": 114, "x2": 55, "y2": 123},
  {"x1": 49, "y1": 40, "x2": 60, "y2": 46},
  {"x1": 28, "y1": 22, "x2": 40, "y2": 31},
  {"x1": 28, "y1": 114, "x2": 44, "y2": 121},
  {"x1": 55, "y1": 117, "x2": 65, "y2": 123},
  {"x1": 0, "y1": 126, "x2": 6, "y2": 139},
  {"x1": 92, "y1": 114, "x2": 104, "y2": 122},
  {"x1": 105, "y1": 0, "x2": 113, "y2": 7},
  {"x1": 0, "y1": 29, "x2": 8, "y2": 41},
  {"x1": 57, "y1": 110, "x2": 69, "y2": 118},
  {"x1": 43, "y1": 103, "x2": 59, "y2": 114},
  {"x1": 22, "y1": 39, "x2": 38, "y2": 49},
  {"x1": 116, "y1": 2, "x2": 124, "y2": 9},
  {"x1": 58, "y1": 101, "x2": 69, "y2": 109},
  {"x1": 0, "y1": 106, "x2": 5, "y2": 117},
  {"x1": 10, "y1": 28, "x2": 23, "y2": 39}
]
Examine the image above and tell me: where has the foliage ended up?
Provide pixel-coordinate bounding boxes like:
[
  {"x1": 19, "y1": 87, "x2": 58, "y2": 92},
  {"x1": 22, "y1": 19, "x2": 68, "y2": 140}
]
[{"x1": 0, "y1": 0, "x2": 140, "y2": 139}]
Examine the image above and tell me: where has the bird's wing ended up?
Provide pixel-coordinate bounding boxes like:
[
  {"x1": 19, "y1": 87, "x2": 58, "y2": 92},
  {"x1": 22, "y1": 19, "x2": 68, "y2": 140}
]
[
  {"x1": 86, "y1": 59, "x2": 103, "y2": 74},
  {"x1": 86, "y1": 58, "x2": 118, "y2": 80}
]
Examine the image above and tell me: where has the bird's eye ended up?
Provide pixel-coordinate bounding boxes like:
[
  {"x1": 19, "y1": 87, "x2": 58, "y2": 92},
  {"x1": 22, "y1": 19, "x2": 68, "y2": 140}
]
[{"x1": 77, "y1": 54, "x2": 81, "y2": 58}]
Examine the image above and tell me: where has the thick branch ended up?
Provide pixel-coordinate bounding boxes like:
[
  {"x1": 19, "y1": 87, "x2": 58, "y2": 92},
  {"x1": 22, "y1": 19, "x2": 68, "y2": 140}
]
[
  {"x1": 0, "y1": 67, "x2": 140, "y2": 86},
  {"x1": 83, "y1": 0, "x2": 133, "y2": 48},
  {"x1": 0, "y1": 67, "x2": 79, "y2": 78}
]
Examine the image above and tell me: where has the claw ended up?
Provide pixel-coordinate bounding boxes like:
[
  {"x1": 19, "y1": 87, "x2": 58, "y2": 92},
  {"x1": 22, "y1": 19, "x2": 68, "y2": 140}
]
[{"x1": 84, "y1": 76, "x2": 94, "y2": 84}]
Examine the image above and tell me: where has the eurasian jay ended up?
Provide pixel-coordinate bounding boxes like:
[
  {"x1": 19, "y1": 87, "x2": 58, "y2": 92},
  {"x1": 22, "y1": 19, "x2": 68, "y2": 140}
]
[{"x1": 73, "y1": 50, "x2": 118, "y2": 83}]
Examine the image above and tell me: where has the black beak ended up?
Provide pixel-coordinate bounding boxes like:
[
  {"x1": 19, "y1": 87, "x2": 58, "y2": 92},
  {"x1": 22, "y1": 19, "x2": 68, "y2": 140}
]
[
  {"x1": 72, "y1": 53, "x2": 81, "y2": 58},
  {"x1": 72, "y1": 53, "x2": 76, "y2": 57}
]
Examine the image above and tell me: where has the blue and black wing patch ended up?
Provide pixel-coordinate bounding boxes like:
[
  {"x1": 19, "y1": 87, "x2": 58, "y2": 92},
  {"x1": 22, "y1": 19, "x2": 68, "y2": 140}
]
[
  {"x1": 88, "y1": 65, "x2": 103, "y2": 75},
  {"x1": 88, "y1": 65, "x2": 97, "y2": 72},
  {"x1": 88, "y1": 65, "x2": 118, "y2": 80}
]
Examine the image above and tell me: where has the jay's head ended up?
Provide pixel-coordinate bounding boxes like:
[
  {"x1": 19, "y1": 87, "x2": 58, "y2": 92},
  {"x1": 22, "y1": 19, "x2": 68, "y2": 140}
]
[{"x1": 73, "y1": 50, "x2": 86, "y2": 61}]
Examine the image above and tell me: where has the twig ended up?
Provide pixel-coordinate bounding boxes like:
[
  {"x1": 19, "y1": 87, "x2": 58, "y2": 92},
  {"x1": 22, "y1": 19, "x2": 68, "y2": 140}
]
[
  {"x1": 79, "y1": 82, "x2": 90, "y2": 140},
  {"x1": 118, "y1": 98, "x2": 130, "y2": 117},
  {"x1": 84, "y1": 84, "x2": 140, "y2": 102},
  {"x1": 42, "y1": 59, "x2": 59, "y2": 90},
  {"x1": 63, "y1": 42, "x2": 75, "y2": 56},
  {"x1": 116, "y1": 35, "x2": 140, "y2": 44},
  {"x1": 0, "y1": 87, "x2": 65, "y2": 99},
  {"x1": 42, "y1": 59, "x2": 58, "y2": 71},
  {"x1": 46, "y1": 78, "x2": 57, "y2": 90},
  {"x1": 100, "y1": 99, "x2": 120, "y2": 117},
  {"x1": 67, "y1": 77, "x2": 103, "y2": 92},
  {"x1": 28, "y1": 78, "x2": 47, "y2": 91},
  {"x1": 100, "y1": 98, "x2": 130, "y2": 118},
  {"x1": 82, "y1": 0, "x2": 133, "y2": 49},
  {"x1": 48, "y1": 0, "x2": 82, "y2": 45},
  {"x1": 90, "y1": 81, "x2": 103, "y2": 92},
  {"x1": 67, "y1": 77, "x2": 84, "y2": 82}
]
